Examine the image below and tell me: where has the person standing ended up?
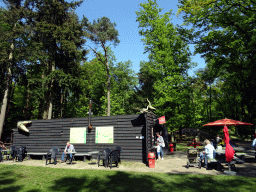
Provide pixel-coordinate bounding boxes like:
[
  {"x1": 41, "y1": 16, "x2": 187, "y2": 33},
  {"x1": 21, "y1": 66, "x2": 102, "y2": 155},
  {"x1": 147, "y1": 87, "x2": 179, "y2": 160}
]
[
  {"x1": 156, "y1": 132, "x2": 165, "y2": 160},
  {"x1": 61, "y1": 142, "x2": 75, "y2": 163},
  {"x1": 252, "y1": 133, "x2": 256, "y2": 158},
  {"x1": 252, "y1": 133, "x2": 256, "y2": 148},
  {"x1": 0, "y1": 141, "x2": 6, "y2": 150}
]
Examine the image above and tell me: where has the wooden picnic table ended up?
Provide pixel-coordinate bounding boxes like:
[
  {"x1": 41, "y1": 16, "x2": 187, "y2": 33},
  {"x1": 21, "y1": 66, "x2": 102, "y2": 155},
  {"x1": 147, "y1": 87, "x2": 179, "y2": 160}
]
[{"x1": 215, "y1": 149, "x2": 245, "y2": 172}]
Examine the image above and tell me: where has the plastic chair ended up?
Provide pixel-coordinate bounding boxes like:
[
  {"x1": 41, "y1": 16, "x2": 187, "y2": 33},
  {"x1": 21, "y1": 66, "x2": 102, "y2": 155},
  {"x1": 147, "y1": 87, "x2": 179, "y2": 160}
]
[
  {"x1": 46, "y1": 147, "x2": 59, "y2": 165},
  {"x1": 10, "y1": 146, "x2": 26, "y2": 162},
  {"x1": 108, "y1": 150, "x2": 119, "y2": 169},
  {"x1": 98, "y1": 148, "x2": 111, "y2": 168},
  {"x1": 16, "y1": 146, "x2": 27, "y2": 162},
  {"x1": 10, "y1": 146, "x2": 17, "y2": 161},
  {"x1": 114, "y1": 146, "x2": 122, "y2": 163}
]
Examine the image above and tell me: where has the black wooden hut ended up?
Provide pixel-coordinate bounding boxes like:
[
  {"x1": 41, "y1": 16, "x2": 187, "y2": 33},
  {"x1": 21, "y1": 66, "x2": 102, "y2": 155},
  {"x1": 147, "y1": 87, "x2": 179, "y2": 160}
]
[{"x1": 12, "y1": 113, "x2": 167, "y2": 163}]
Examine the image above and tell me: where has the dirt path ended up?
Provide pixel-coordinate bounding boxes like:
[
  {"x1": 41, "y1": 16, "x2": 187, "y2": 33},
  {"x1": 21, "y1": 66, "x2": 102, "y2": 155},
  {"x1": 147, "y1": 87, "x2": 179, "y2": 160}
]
[{"x1": 2, "y1": 141, "x2": 255, "y2": 177}]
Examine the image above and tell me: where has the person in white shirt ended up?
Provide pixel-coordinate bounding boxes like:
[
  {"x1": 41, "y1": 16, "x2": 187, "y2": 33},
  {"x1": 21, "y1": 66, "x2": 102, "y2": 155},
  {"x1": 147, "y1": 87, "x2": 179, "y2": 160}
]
[
  {"x1": 252, "y1": 134, "x2": 256, "y2": 158},
  {"x1": 252, "y1": 133, "x2": 256, "y2": 148},
  {"x1": 156, "y1": 132, "x2": 165, "y2": 160},
  {"x1": 61, "y1": 142, "x2": 75, "y2": 163},
  {"x1": 200, "y1": 139, "x2": 216, "y2": 168}
]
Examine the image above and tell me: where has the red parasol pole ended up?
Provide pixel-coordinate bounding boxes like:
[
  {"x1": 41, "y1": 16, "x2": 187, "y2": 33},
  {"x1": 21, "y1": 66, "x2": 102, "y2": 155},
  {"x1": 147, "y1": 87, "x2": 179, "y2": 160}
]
[{"x1": 223, "y1": 125, "x2": 235, "y2": 171}]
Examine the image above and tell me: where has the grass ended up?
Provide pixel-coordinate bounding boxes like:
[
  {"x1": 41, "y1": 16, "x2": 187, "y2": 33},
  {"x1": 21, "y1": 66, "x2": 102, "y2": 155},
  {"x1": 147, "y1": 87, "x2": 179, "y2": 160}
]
[
  {"x1": 176, "y1": 143, "x2": 204, "y2": 152},
  {"x1": 1, "y1": 164, "x2": 256, "y2": 192}
]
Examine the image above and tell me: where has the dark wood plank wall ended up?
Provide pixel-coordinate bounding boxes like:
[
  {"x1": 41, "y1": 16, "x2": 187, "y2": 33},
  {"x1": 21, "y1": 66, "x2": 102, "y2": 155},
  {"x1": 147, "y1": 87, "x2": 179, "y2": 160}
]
[
  {"x1": 145, "y1": 112, "x2": 157, "y2": 161},
  {"x1": 13, "y1": 114, "x2": 148, "y2": 161}
]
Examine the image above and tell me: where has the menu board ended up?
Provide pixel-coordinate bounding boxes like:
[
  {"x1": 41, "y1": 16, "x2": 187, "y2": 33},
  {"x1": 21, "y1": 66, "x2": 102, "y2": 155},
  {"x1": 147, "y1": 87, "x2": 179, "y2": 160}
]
[
  {"x1": 95, "y1": 126, "x2": 113, "y2": 143},
  {"x1": 70, "y1": 127, "x2": 86, "y2": 143}
]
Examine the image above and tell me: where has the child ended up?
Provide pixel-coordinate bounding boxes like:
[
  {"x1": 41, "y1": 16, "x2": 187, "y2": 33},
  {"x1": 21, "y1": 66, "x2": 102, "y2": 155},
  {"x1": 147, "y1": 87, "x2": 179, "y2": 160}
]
[{"x1": 156, "y1": 143, "x2": 161, "y2": 160}]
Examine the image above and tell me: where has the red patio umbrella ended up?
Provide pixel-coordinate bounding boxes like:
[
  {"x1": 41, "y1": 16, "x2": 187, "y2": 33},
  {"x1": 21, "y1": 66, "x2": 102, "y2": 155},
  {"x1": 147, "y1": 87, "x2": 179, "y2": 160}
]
[
  {"x1": 203, "y1": 118, "x2": 253, "y2": 163},
  {"x1": 223, "y1": 125, "x2": 234, "y2": 162}
]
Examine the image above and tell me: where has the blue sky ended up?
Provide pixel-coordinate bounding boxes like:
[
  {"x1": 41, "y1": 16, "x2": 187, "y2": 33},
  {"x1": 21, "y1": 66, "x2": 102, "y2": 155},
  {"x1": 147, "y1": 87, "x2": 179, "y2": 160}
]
[{"x1": 1, "y1": 0, "x2": 206, "y2": 76}]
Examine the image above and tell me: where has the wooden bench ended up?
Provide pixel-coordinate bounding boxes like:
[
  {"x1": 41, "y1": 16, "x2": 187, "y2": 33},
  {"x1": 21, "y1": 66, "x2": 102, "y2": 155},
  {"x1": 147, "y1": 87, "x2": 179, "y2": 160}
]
[
  {"x1": 235, "y1": 152, "x2": 246, "y2": 161},
  {"x1": 208, "y1": 158, "x2": 218, "y2": 164},
  {"x1": 207, "y1": 158, "x2": 222, "y2": 171},
  {"x1": 233, "y1": 156, "x2": 245, "y2": 164},
  {"x1": 74, "y1": 153, "x2": 91, "y2": 162},
  {"x1": 27, "y1": 153, "x2": 47, "y2": 160},
  {"x1": 74, "y1": 151, "x2": 99, "y2": 162}
]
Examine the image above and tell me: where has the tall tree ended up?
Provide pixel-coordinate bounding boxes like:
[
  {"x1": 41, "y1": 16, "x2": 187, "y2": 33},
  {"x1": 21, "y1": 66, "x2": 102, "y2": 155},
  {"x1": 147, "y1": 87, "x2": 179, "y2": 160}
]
[
  {"x1": 25, "y1": 0, "x2": 87, "y2": 119},
  {"x1": 82, "y1": 16, "x2": 120, "y2": 116},
  {"x1": 0, "y1": 0, "x2": 26, "y2": 138},
  {"x1": 177, "y1": 0, "x2": 256, "y2": 129},
  {"x1": 131, "y1": 60, "x2": 158, "y2": 110},
  {"x1": 136, "y1": 0, "x2": 194, "y2": 132},
  {"x1": 70, "y1": 57, "x2": 107, "y2": 117},
  {"x1": 110, "y1": 60, "x2": 138, "y2": 115}
]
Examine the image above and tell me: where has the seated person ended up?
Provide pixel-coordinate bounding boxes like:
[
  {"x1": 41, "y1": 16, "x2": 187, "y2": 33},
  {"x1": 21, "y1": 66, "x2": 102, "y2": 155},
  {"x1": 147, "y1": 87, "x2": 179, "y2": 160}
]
[
  {"x1": 216, "y1": 135, "x2": 221, "y2": 144},
  {"x1": 200, "y1": 139, "x2": 216, "y2": 168},
  {"x1": 211, "y1": 139, "x2": 217, "y2": 149},
  {"x1": 61, "y1": 142, "x2": 75, "y2": 163}
]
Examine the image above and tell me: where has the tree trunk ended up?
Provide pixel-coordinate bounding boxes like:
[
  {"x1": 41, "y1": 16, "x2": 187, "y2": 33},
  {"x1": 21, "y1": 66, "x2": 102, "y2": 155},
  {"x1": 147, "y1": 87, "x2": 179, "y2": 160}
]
[
  {"x1": 0, "y1": 42, "x2": 13, "y2": 139},
  {"x1": 0, "y1": 78, "x2": 10, "y2": 139},
  {"x1": 42, "y1": 68, "x2": 48, "y2": 119},
  {"x1": 48, "y1": 64, "x2": 55, "y2": 119},
  {"x1": 107, "y1": 65, "x2": 110, "y2": 116},
  {"x1": 60, "y1": 88, "x2": 64, "y2": 118},
  {"x1": 103, "y1": 46, "x2": 110, "y2": 116},
  {"x1": 209, "y1": 85, "x2": 211, "y2": 121}
]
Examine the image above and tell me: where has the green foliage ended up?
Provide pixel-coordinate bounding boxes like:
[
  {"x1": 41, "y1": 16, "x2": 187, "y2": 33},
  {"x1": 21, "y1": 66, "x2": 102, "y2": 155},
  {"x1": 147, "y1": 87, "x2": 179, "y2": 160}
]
[
  {"x1": 178, "y1": 0, "x2": 256, "y2": 134},
  {"x1": 136, "y1": 0, "x2": 195, "y2": 132},
  {"x1": 72, "y1": 49, "x2": 138, "y2": 117},
  {"x1": 82, "y1": 16, "x2": 120, "y2": 46},
  {"x1": 23, "y1": 0, "x2": 87, "y2": 119},
  {"x1": 131, "y1": 60, "x2": 158, "y2": 110},
  {"x1": 110, "y1": 60, "x2": 138, "y2": 115},
  {"x1": 82, "y1": 15, "x2": 120, "y2": 116}
]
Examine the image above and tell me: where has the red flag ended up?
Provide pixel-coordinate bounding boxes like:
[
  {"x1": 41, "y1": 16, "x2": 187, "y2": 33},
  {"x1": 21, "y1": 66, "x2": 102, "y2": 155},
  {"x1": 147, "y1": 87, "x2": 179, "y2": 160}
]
[{"x1": 158, "y1": 116, "x2": 166, "y2": 124}]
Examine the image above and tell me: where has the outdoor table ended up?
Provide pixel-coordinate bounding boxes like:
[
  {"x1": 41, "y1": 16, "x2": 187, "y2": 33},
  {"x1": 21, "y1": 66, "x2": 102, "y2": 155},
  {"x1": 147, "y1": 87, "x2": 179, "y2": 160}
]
[
  {"x1": 215, "y1": 149, "x2": 245, "y2": 172},
  {"x1": 233, "y1": 147, "x2": 247, "y2": 152},
  {"x1": 233, "y1": 147, "x2": 256, "y2": 159}
]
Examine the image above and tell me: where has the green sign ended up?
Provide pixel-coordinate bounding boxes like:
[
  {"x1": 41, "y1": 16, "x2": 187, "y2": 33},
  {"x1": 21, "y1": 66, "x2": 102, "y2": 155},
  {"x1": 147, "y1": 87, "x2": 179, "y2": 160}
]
[
  {"x1": 95, "y1": 126, "x2": 113, "y2": 143},
  {"x1": 70, "y1": 127, "x2": 86, "y2": 143}
]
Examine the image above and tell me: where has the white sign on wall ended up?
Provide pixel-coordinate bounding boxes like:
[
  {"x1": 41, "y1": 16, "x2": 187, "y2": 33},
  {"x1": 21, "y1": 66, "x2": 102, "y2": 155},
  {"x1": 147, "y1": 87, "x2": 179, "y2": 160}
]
[{"x1": 95, "y1": 126, "x2": 114, "y2": 143}]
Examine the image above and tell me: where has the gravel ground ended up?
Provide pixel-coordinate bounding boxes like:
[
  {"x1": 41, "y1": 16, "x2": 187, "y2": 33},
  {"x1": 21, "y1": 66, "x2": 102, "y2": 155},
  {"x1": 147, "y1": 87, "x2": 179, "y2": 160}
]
[{"x1": 1, "y1": 141, "x2": 255, "y2": 177}]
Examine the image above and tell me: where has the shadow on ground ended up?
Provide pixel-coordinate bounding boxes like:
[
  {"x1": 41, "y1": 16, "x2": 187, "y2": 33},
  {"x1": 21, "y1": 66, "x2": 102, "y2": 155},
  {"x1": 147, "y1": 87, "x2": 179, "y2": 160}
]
[{"x1": 49, "y1": 171, "x2": 256, "y2": 192}]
